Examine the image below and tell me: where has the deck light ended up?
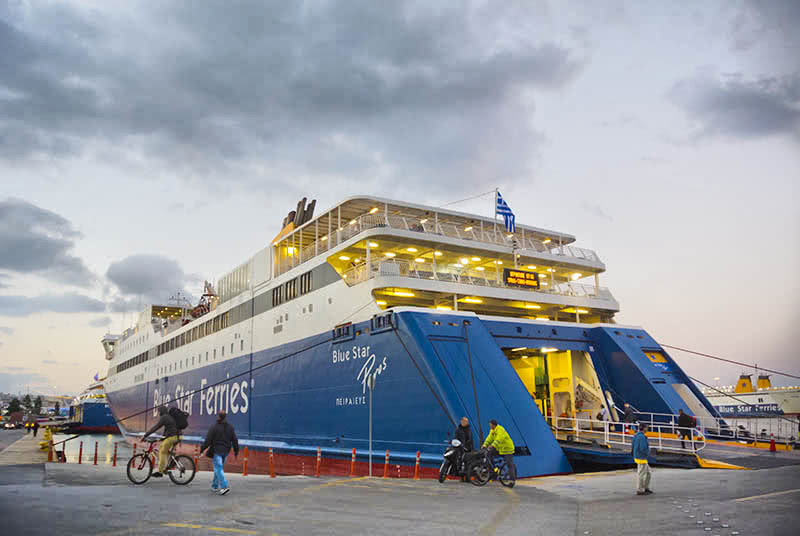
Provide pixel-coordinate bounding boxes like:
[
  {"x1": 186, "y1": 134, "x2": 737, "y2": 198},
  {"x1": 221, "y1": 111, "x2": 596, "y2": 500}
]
[
  {"x1": 321, "y1": 235, "x2": 328, "y2": 241},
  {"x1": 434, "y1": 251, "x2": 443, "y2": 256},
  {"x1": 507, "y1": 233, "x2": 514, "y2": 238},
  {"x1": 543, "y1": 239, "x2": 552, "y2": 244},
  {"x1": 577, "y1": 309, "x2": 589, "y2": 314},
  {"x1": 435, "y1": 305, "x2": 452, "y2": 311},
  {"x1": 349, "y1": 219, "x2": 357, "y2": 225},
  {"x1": 339, "y1": 255, "x2": 350, "y2": 261},
  {"x1": 462, "y1": 297, "x2": 482, "y2": 304},
  {"x1": 453, "y1": 263, "x2": 463, "y2": 268},
  {"x1": 524, "y1": 304, "x2": 541, "y2": 309},
  {"x1": 476, "y1": 266, "x2": 485, "y2": 271},
  {"x1": 494, "y1": 260, "x2": 503, "y2": 265},
  {"x1": 384, "y1": 252, "x2": 396, "y2": 258},
  {"x1": 368, "y1": 242, "x2": 379, "y2": 248},
  {"x1": 369, "y1": 207, "x2": 379, "y2": 214},
  {"x1": 540, "y1": 347, "x2": 558, "y2": 352},
  {"x1": 420, "y1": 218, "x2": 428, "y2": 224},
  {"x1": 537, "y1": 317, "x2": 550, "y2": 321},
  {"x1": 376, "y1": 300, "x2": 387, "y2": 305},
  {"x1": 354, "y1": 258, "x2": 361, "y2": 263},
  {"x1": 393, "y1": 291, "x2": 415, "y2": 297},
  {"x1": 571, "y1": 273, "x2": 581, "y2": 280},
  {"x1": 471, "y1": 257, "x2": 481, "y2": 261},
  {"x1": 521, "y1": 356, "x2": 530, "y2": 359},
  {"x1": 464, "y1": 226, "x2": 473, "y2": 232},
  {"x1": 527, "y1": 265, "x2": 537, "y2": 270},
  {"x1": 407, "y1": 247, "x2": 418, "y2": 253},
  {"x1": 460, "y1": 258, "x2": 469, "y2": 264},
  {"x1": 415, "y1": 258, "x2": 425, "y2": 263},
  {"x1": 511, "y1": 347, "x2": 526, "y2": 352},
  {"x1": 547, "y1": 268, "x2": 555, "y2": 272},
  {"x1": 541, "y1": 282, "x2": 548, "y2": 286}
]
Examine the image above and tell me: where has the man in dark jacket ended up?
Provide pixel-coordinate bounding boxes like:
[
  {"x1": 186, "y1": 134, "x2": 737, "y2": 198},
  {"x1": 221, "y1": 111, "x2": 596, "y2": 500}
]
[
  {"x1": 201, "y1": 410, "x2": 239, "y2": 495},
  {"x1": 453, "y1": 417, "x2": 474, "y2": 480},
  {"x1": 677, "y1": 409, "x2": 694, "y2": 449},
  {"x1": 143, "y1": 406, "x2": 179, "y2": 478},
  {"x1": 631, "y1": 423, "x2": 652, "y2": 495}
]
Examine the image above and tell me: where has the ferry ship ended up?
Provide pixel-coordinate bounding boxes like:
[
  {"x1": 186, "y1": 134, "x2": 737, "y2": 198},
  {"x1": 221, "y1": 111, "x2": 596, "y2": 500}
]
[
  {"x1": 702, "y1": 374, "x2": 800, "y2": 417},
  {"x1": 102, "y1": 195, "x2": 721, "y2": 476},
  {"x1": 68, "y1": 379, "x2": 120, "y2": 434}
]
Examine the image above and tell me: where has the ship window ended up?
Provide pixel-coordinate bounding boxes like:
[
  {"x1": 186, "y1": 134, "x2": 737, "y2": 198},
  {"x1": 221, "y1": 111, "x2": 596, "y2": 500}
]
[
  {"x1": 213, "y1": 349, "x2": 217, "y2": 359},
  {"x1": 206, "y1": 351, "x2": 209, "y2": 362},
  {"x1": 192, "y1": 356, "x2": 195, "y2": 365},
  {"x1": 285, "y1": 313, "x2": 289, "y2": 321},
  {"x1": 221, "y1": 346, "x2": 225, "y2": 357},
  {"x1": 240, "y1": 340, "x2": 244, "y2": 351},
  {"x1": 309, "y1": 303, "x2": 313, "y2": 313},
  {"x1": 231, "y1": 343, "x2": 234, "y2": 354}
]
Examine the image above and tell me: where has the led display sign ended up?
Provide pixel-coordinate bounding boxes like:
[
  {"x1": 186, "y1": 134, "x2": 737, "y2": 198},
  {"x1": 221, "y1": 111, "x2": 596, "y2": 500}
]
[{"x1": 503, "y1": 268, "x2": 540, "y2": 289}]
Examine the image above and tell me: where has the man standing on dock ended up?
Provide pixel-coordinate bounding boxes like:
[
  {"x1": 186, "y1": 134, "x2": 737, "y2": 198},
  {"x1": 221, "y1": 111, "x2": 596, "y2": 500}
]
[
  {"x1": 201, "y1": 410, "x2": 239, "y2": 496},
  {"x1": 632, "y1": 423, "x2": 652, "y2": 496}
]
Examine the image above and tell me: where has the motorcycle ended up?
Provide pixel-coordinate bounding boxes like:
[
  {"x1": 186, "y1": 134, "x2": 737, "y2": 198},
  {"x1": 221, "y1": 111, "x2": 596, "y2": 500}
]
[{"x1": 438, "y1": 439, "x2": 468, "y2": 483}]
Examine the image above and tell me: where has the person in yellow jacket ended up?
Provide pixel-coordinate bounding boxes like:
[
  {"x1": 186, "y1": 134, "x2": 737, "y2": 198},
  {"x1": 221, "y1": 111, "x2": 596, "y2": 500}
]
[{"x1": 482, "y1": 419, "x2": 516, "y2": 480}]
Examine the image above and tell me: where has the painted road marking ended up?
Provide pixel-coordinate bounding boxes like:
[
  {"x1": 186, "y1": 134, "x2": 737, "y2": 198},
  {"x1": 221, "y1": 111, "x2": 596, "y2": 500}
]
[
  {"x1": 162, "y1": 522, "x2": 266, "y2": 534},
  {"x1": 479, "y1": 487, "x2": 519, "y2": 536},
  {"x1": 734, "y1": 488, "x2": 800, "y2": 502}
]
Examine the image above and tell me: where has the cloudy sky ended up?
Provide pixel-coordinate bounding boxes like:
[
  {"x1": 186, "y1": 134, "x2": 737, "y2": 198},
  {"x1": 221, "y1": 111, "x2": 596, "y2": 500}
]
[{"x1": 1, "y1": 0, "x2": 798, "y2": 395}]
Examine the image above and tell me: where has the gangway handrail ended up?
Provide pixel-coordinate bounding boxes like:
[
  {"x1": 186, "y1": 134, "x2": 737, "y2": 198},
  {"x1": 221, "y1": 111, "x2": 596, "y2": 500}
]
[
  {"x1": 632, "y1": 410, "x2": 798, "y2": 444},
  {"x1": 548, "y1": 416, "x2": 705, "y2": 454}
]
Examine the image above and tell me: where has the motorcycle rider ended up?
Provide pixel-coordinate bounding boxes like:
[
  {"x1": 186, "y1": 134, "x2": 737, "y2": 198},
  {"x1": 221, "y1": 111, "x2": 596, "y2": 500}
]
[
  {"x1": 453, "y1": 417, "x2": 474, "y2": 480},
  {"x1": 482, "y1": 419, "x2": 516, "y2": 481}
]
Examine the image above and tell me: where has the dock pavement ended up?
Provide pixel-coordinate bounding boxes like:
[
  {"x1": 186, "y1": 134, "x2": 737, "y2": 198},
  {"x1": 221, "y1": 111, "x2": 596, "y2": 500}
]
[{"x1": 1, "y1": 431, "x2": 799, "y2": 535}]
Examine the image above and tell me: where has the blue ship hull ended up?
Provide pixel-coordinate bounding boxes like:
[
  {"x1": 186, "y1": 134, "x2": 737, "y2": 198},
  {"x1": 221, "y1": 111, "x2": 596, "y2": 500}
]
[
  {"x1": 70, "y1": 401, "x2": 120, "y2": 434},
  {"x1": 105, "y1": 310, "x2": 718, "y2": 477}
]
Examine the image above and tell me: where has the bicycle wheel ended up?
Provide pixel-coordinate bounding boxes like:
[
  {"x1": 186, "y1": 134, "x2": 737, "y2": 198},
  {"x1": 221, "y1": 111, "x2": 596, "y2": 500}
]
[
  {"x1": 127, "y1": 453, "x2": 153, "y2": 484},
  {"x1": 168, "y1": 455, "x2": 196, "y2": 485},
  {"x1": 498, "y1": 463, "x2": 515, "y2": 488},
  {"x1": 469, "y1": 463, "x2": 491, "y2": 487}
]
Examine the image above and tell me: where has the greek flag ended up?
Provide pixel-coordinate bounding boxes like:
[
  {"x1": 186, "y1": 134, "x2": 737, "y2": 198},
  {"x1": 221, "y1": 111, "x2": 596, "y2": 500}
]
[{"x1": 495, "y1": 191, "x2": 515, "y2": 233}]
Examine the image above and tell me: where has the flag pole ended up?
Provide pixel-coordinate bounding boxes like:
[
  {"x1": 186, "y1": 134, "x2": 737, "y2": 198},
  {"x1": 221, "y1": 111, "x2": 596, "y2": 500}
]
[{"x1": 493, "y1": 187, "x2": 498, "y2": 241}]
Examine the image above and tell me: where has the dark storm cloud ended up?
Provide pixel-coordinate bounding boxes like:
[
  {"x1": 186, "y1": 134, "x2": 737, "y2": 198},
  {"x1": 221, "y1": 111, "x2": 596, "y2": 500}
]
[
  {"x1": 0, "y1": 198, "x2": 94, "y2": 286},
  {"x1": 670, "y1": 74, "x2": 800, "y2": 139},
  {"x1": 0, "y1": 1, "x2": 582, "y2": 191},
  {"x1": 105, "y1": 254, "x2": 198, "y2": 310},
  {"x1": 88, "y1": 316, "x2": 112, "y2": 328},
  {"x1": 0, "y1": 293, "x2": 105, "y2": 316}
]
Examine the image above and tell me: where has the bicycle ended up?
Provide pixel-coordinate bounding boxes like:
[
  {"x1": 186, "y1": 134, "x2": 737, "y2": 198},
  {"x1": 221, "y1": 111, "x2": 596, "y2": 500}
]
[
  {"x1": 468, "y1": 448, "x2": 515, "y2": 488},
  {"x1": 126, "y1": 437, "x2": 196, "y2": 485}
]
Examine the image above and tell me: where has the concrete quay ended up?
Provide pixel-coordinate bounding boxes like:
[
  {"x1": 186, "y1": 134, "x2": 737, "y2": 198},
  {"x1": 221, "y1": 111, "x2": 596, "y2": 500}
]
[{"x1": 1, "y1": 432, "x2": 800, "y2": 535}]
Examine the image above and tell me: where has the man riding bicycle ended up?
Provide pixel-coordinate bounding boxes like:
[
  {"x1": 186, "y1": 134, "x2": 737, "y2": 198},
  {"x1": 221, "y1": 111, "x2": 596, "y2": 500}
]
[
  {"x1": 482, "y1": 419, "x2": 516, "y2": 481},
  {"x1": 142, "y1": 406, "x2": 180, "y2": 478}
]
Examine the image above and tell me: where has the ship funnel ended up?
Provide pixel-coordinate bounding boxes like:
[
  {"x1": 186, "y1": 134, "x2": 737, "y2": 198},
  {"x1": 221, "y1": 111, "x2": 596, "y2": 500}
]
[
  {"x1": 734, "y1": 374, "x2": 754, "y2": 393},
  {"x1": 757, "y1": 374, "x2": 772, "y2": 390}
]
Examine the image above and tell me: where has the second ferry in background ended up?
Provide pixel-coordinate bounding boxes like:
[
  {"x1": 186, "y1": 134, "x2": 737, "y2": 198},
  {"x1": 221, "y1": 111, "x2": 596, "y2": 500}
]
[{"x1": 100, "y1": 194, "x2": 723, "y2": 476}]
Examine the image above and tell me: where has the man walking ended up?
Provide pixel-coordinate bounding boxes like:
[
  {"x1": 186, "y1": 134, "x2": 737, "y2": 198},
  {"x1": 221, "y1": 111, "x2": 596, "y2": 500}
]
[
  {"x1": 33, "y1": 421, "x2": 39, "y2": 437},
  {"x1": 201, "y1": 410, "x2": 239, "y2": 495},
  {"x1": 632, "y1": 423, "x2": 652, "y2": 495},
  {"x1": 677, "y1": 409, "x2": 694, "y2": 449},
  {"x1": 142, "y1": 406, "x2": 180, "y2": 478}
]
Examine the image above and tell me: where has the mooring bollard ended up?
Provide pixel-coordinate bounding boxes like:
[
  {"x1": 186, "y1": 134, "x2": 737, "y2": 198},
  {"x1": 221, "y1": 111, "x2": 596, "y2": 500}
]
[
  {"x1": 93, "y1": 441, "x2": 98, "y2": 465},
  {"x1": 48, "y1": 440, "x2": 54, "y2": 463},
  {"x1": 78, "y1": 441, "x2": 83, "y2": 464},
  {"x1": 269, "y1": 448, "x2": 276, "y2": 478},
  {"x1": 315, "y1": 446, "x2": 322, "y2": 478},
  {"x1": 349, "y1": 447, "x2": 356, "y2": 477},
  {"x1": 414, "y1": 451, "x2": 421, "y2": 479},
  {"x1": 242, "y1": 447, "x2": 249, "y2": 476},
  {"x1": 112, "y1": 443, "x2": 118, "y2": 467},
  {"x1": 383, "y1": 450, "x2": 389, "y2": 478}
]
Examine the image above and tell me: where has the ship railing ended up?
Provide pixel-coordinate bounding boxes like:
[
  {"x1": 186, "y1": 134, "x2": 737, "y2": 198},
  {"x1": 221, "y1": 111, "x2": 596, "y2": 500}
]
[
  {"x1": 635, "y1": 410, "x2": 798, "y2": 444},
  {"x1": 276, "y1": 212, "x2": 602, "y2": 277},
  {"x1": 550, "y1": 416, "x2": 706, "y2": 454},
  {"x1": 341, "y1": 258, "x2": 615, "y2": 302}
]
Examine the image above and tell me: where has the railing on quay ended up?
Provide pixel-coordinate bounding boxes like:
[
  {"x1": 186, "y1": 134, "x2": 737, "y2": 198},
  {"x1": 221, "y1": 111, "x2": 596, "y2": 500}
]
[
  {"x1": 550, "y1": 416, "x2": 706, "y2": 454},
  {"x1": 633, "y1": 410, "x2": 799, "y2": 445},
  {"x1": 342, "y1": 258, "x2": 616, "y2": 302},
  {"x1": 277, "y1": 212, "x2": 603, "y2": 277}
]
